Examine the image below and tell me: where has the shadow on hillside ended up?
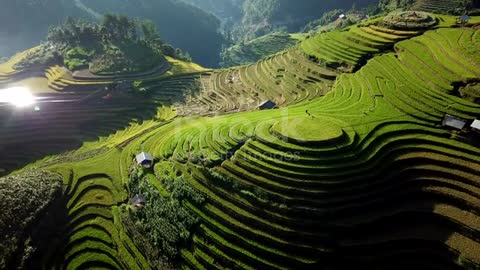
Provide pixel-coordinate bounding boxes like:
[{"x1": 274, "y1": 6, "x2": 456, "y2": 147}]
[
  {"x1": 12, "y1": 191, "x2": 71, "y2": 269},
  {"x1": 203, "y1": 148, "x2": 479, "y2": 269},
  {"x1": 306, "y1": 163, "x2": 479, "y2": 270},
  {"x1": 0, "y1": 91, "x2": 161, "y2": 175}
]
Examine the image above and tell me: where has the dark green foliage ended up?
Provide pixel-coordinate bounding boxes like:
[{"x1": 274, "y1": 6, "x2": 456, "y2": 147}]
[
  {"x1": 0, "y1": 171, "x2": 64, "y2": 270},
  {"x1": 0, "y1": 0, "x2": 224, "y2": 67},
  {"x1": 141, "y1": 20, "x2": 161, "y2": 44},
  {"x1": 47, "y1": 15, "x2": 167, "y2": 74},
  {"x1": 378, "y1": 0, "x2": 415, "y2": 12},
  {"x1": 125, "y1": 165, "x2": 205, "y2": 264},
  {"x1": 81, "y1": 0, "x2": 225, "y2": 67},
  {"x1": 64, "y1": 47, "x2": 94, "y2": 71},
  {"x1": 459, "y1": 83, "x2": 480, "y2": 104},
  {"x1": 120, "y1": 208, "x2": 175, "y2": 269}
]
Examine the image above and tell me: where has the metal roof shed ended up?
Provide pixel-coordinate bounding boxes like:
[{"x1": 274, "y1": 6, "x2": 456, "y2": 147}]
[{"x1": 135, "y1": 152, "x2": 154, "y2": 168}]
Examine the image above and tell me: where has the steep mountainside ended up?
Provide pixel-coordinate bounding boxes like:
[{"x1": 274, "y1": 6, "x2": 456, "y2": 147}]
[
  {"x1": 233, "y1": 0, "x2": 378, "y2": 41},
  {"x1": 79, "y1": 0, "x2": 226, "y2": 67},
  {"x1": 0, "y1": 0, "x2": 225, "y2": 68}
]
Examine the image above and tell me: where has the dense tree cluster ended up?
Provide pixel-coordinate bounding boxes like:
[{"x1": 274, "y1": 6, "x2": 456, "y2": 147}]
[
  {"x1": 122, "y1": 165, "x2": 205, "y2": 267},
  {"x1": 0, "y1": 0, "x2": 225, "y2": 67},
  {"x1": 43, "y1": 14, "x2": 192, "y2": 73},
  {"x1": 48, "y1": 15, "x2": 161, "y2": 50},
  {"x1": 0, "y1": 170, "x2": 64, "y2": 270},
  {"x1": 81, "y1": 0, "x2": 225, "y2": 67},
  {"x1": 378, "y1": 0, "x2": 415, "y2": 12}
]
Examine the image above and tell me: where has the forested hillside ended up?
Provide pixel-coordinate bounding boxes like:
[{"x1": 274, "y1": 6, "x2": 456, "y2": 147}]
[
  {"x1": 81, "y1": 0, "x2": 225, "y2": 67},
  {"x1": 0, "y1": 0, "x2": 225, "y2": 67},
  {"x1": 233, "y1": 0, "x2": 378, "y2": 41},
  {"x1": 0, "y1": 171, "x2": 65, "y2": 269}
]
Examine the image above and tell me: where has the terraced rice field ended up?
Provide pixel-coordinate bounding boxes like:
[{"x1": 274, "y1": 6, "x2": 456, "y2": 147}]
[
  {"x1": 222, "y1": 33, "x2": 301, "y2": 67},
  {"x1": 38, "y1": 151, "x2": 150, "y2": 269},
  {"x1": 2, "y1": 15, "x2": 480, "y2": 270},
  {"x1": 0, "y1": 47, "x2": 41, "y2": 83},
  {"x1": 412, "y1": 0, "x2": 465, "y2": 14},
  {"x1": 301, "y1": 24, "x2": 421, "y2": 70},
  {"x1": 0, "y1": 52, "x2": 204, "y2": 172},
  {"x1": 148, "y1": 49, "x2": 338, "y2": 115},
  {"x1": 115, "y1": 27, "x2": 480, "y2": 269}
]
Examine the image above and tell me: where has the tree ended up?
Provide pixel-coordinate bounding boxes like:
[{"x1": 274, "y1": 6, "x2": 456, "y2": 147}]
[
  {"x1": 102, "y1": 13, "x2": 117, "y2": 40},
  {"x1": 141, "y1": 20, "x2": 161, "y2": 43}
]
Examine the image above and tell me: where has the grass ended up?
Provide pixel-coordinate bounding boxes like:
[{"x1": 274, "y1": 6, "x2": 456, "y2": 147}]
[{"x1": 271, "y1": 117, "x2": 344, "y2": 144}]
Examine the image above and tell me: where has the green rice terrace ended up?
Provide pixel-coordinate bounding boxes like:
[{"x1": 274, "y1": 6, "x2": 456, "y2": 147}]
[
  {"x1": 1, "y1": 8, "x2": 480, "y2": 270},
  {"x1": 220, "y1": 32, "x2": 305, "y2": 67}
]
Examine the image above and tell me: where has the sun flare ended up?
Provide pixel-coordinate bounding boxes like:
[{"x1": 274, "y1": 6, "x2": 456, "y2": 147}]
[{"x1": 0, "y1": 87, "x2": 35, "y2": 107}]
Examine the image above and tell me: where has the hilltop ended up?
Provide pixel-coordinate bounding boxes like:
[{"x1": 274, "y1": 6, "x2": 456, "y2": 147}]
[
  {"x1": 0, "y1": 0, "x2": 224, "y2": 67},
  {"x1": 35, "y1": 15, "x2": 191, "y2": 75},
  {"x1": 1, "y1": 5, "x2": 480, "y2": 270}
]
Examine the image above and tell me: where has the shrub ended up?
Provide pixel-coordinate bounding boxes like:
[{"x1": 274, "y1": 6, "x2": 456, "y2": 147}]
[
  {"x1": 124, "y1": 165, "x2": 205, "y2": 265},
  {"x1": 0, "y1": 170, "x2": 64, "y2": 269}
]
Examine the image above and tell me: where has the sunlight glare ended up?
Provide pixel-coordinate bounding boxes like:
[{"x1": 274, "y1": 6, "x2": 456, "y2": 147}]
[{"x1": 0, "y1": 87, "x2": 35, "y2": 107}]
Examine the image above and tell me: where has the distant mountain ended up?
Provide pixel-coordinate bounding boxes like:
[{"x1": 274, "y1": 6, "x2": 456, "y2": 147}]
[
  {"x1": 233, "y1": 0, "x2": 378, "y2": 41},
  {"x1": 0, "y1": 0, "x2": 225, "y2": 67},
  {"x1": 178, "y1": 0, "x2": 244, "y2": 23},
  {"x1": 81, "y1": 0, "x2": 226, "y2": 67},
  {"x1": 0, "y1": 0, "x2": 90, "y2": 59}
]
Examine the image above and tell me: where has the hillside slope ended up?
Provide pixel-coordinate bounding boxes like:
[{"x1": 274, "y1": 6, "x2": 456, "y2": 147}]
[
  {"x1": 1, "y1": 11, "x2": 480, "y2": 270},
  {"x1": 233, "y1": 0, "x2": 378, "y2": 41},
  {"x1": 0, "y1": 0, "x2": 225, "y2": 68},
  {"x1": 80, "y1": 0, "x2": 225, "y2": 67},
  {"x1": 220, "y1": 32, "x2": 302, "y2": 67},
  {"x1": 113, "y1": 27, "x2": 480, "y2": 269}
]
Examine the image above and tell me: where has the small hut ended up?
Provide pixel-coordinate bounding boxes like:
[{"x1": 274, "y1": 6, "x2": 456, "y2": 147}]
[
  {"x1": 131, "y1": 194, "x2": 146, "y2": 209},
  {"x1": 135, "y1": 152, "x2": 154, "y2": 168},
  {"x1": 459, "y1": 15, "x2": 471, "y2": 24},
  {"x1": 258, "y1": 100, "x2": 277, "y2": 110},
  {"x1": 442, "y1": 114, "x2": 467, "y2": 130},
  {"x1": 471, "y1": 119, "x2": 480, "y2": 133}
]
